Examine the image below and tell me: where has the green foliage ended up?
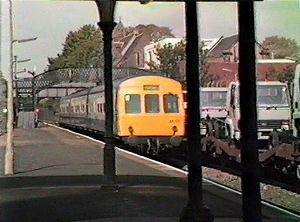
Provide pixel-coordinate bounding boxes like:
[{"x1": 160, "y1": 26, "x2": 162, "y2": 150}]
[
  {"x1": 47, "y1": 23, "x2": 176, "y2": 71},
  {"x1": 47, "y1": 25, "x2": 103, "y2": 70},
  {"x1": 148, "y1": 41, "x2": 218, "y2": 86},
  {"x1": 199, "y1": 42, "x2": 220, "y2": 87},
  {"x1": 265, "y1": 65, "x2": 296, "y2": 84},
  {"x1": 262, "y1": 36, "x2": 300, "y2": 60},
  {"x1": 148, "y1": 41, "x2": 185, "y2": 79},
  {"x1": 126, "y1": 24, "x2": 174, "y2": 40}
]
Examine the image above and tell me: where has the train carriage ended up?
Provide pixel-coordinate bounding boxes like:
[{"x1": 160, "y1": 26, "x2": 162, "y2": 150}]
[{"x1": 57, "y1": 75, "x2": 185, "y2": 153}]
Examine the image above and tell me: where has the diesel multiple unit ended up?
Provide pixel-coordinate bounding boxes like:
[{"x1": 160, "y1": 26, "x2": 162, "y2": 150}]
[{"x1": 57, "y1": 75, "x2": 185, "y2": 153}]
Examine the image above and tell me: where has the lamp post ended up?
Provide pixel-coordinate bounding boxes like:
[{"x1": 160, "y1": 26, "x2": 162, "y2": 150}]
[
  {"x1": 12, "y1": 37, "x2": 38, "y2": 44},
  {"x1": 5, "y1": 0, "x2": 38, "y2": 175},
  {"x1": 5, "y1": 0, "x2": 14, "y2": 175},
  {"x1": 13, "y1": 56, "x2": 31, "y2": 80},
  {"x1": 95, "y1": 0, "x2": 117, "y2": 185}
]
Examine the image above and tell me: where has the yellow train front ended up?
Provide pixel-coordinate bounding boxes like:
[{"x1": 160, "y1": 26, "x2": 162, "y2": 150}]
[
  {"x1": 116, "y1": 76, "x2": 185, "y2": 153},
  {"x1": 57, "y1": 75, "x2": 185, "y2": 154}
]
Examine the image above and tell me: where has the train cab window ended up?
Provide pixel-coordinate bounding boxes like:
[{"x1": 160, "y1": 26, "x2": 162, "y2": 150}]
[
  {"x1": 163, "y1": 94, "x2": 179, "y2": 113},
  {"x1": 145, "y1": 94, "x2": 159, "y2": 113},
  {"x1": 125, "y1": 94, "x2": 141, "y2": 113}
]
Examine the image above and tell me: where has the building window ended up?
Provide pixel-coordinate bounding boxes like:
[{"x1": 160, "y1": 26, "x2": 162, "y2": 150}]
[
  {"x1": 149, "y1": 52, "x2": 152, "y2": 62},
  {"x1": 136, "y1": 52, "x2": 140, "y2": 66}
]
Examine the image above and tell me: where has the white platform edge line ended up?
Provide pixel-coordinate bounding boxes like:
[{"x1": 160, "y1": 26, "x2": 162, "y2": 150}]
[{"x1": 44, "y1": 122, "x2": 300, "y2": 218}]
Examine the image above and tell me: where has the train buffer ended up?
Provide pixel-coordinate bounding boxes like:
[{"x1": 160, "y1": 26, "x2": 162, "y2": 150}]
[{"x1": 0, "y1": 124, "x2": 299, "y2": 221}]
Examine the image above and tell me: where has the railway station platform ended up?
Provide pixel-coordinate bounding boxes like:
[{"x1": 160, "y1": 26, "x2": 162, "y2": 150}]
[{"x1": 0, "y1": 124, "x2": 298, "y2": 222}]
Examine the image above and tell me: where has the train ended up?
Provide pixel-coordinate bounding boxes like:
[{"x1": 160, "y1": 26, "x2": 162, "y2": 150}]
[
  {"x1": 53, "y1": 69, "x2": 300, "y2": 183},
  {"x1": 57, "y1": 75, "x2": 185, "y2": 154}
]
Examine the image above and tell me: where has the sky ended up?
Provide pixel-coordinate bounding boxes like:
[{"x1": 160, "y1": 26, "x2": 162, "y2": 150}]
[{"x1": 1, "y1": 0, "x2": 300, "y2": 78}]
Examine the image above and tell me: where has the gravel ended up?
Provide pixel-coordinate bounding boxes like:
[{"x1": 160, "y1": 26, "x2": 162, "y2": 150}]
[{"x1": 202, "y1": 167, "x2": 300, "y2": 212}]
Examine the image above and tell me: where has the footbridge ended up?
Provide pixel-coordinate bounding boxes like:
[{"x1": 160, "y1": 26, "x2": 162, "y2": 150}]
[{"x1": 15, "y1": 67, "x2": 152, "y2": 111}]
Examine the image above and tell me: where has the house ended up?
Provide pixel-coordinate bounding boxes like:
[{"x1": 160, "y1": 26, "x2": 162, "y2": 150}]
[
  {"x1": 113, "y1": 32, "x2": 151, "y2": 68},
  {"x1": 112, "y1": 19, "x2": 152, "y2": 68},
  {"x1": 207, "y1": 59, "x2": 297, "y2": 82},
  {"x1": 207, "y1": 34, "x2": 270, "y2": 63},
  {"x1": 143, "y1": 37, "x2": 220, "y2": 70},
  {"x1": 201, "y1": 38, "x2": 222, "y2": 52}
]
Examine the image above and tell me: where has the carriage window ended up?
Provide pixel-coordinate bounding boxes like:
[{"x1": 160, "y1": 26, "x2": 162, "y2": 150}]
[
  {"x1": 76, "y1": 105, "x2": 80, "y2": 113},
  {"x1": 145, "y1": 94, "x2": 159, "y2": 113},
  {"x1": 163, "y1": 94, "x2": 179, "y2": 113},
  {"x1": 125, "y1": 94, "x2": 141, "y2": 113}
]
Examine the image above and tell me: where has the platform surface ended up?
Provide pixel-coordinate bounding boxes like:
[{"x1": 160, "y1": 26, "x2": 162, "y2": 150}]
[{"x1": 0, "y1": 125, "x2": 298, "y2": 222}]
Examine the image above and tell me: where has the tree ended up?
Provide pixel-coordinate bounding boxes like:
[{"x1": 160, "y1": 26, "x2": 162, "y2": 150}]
[
  {"x1": 262, "y1": 36, "x2": 300, "y2": 60},
  {"x1": 148, "y1": 41, "x2": 218, "y2": 86},
  {"x1": 198, "y1": 42, "x2": 220, "y2": 87},
  {"x1": 148, "y1": 41, "x2": 185, "y2": 80},
  {"x1": 47, "y1": 23, "x2": 176, "y2": 71},
  {"x1": 265, "y1": 65, "x2": 296, "y2": 83},
  {"x1": 126, "y1": 24, "x2": 175, "y2": 41},
  {"x1": 47, "y1": 25, "x2": 103, "y2": 70}
]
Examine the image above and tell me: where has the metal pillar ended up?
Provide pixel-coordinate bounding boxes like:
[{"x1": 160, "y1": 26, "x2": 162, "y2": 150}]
[
  {"x1": 180, "y1": 1, "x2": 213, "y2": 222},
  {"x1": 99, "y1": 21, "x2": 116, "y2": 183},
  {"x1": 238, "y1": 1, "x2": 262, "y2": 222},
  {"x1": 95, "y1": 0, "x2": 116, "y2": 185}
]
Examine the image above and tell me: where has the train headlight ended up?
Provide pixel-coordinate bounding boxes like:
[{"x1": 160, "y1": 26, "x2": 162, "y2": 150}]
[
  {"x1": 172, "y1": 126, "x2": 178, "y2": 135},
  {"x1": 128, "y1": 126, "x2": 134, "y2": 135}
]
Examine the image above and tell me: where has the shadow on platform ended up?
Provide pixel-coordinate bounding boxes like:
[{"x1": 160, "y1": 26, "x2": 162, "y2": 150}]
[{"x1": 0, "y1": 175, "x2": 298, "y2": 222}]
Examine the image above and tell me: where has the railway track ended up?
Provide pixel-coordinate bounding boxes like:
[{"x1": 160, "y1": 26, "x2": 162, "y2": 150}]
[
  {"x1": 44, "y1": 121, "x2": 300, "y2": 217},
  {"x1": 45, "y1": 121, "x2": 300, "y2": 193}
]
